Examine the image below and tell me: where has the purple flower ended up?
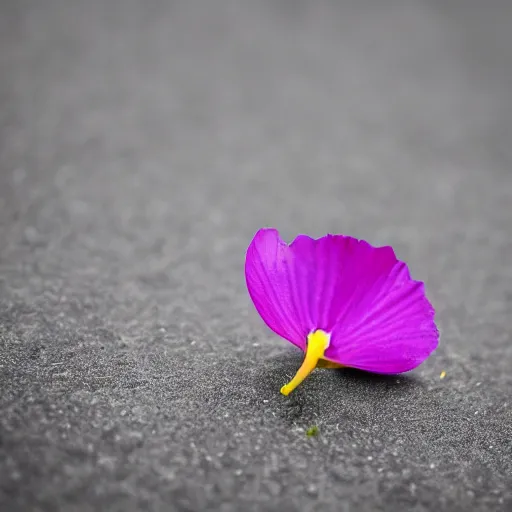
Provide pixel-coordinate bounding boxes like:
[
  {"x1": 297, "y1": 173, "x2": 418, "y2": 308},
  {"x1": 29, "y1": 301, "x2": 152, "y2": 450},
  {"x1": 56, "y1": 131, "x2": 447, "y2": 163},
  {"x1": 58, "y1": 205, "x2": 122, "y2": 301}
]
[{"x1": 245, "y1": 228, "x2": 439, "y2": 396}]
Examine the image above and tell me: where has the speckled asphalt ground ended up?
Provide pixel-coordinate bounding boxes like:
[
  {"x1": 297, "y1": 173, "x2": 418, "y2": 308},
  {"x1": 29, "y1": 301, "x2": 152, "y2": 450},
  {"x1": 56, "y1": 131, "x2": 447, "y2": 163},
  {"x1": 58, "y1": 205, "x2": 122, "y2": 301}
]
[{"x1": 1, "y1": 1, "x2": 511, "y2": 511}]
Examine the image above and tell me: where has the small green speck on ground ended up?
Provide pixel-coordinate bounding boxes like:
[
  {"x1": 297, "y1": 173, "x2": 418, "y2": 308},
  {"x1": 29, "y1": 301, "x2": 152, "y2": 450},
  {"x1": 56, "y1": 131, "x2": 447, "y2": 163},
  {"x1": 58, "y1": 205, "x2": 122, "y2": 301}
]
[{"x1": 306, "y1": 426, "x2": 319, "y2": 437}]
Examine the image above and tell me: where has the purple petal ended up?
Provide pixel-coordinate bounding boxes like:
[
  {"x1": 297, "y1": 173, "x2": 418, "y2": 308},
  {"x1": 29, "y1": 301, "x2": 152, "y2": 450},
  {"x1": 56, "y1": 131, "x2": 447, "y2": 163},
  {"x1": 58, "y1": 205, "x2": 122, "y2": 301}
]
[
  {"x1": 325, "y1": 262, "x2": 438, "y2": 373},
  {"x1": 245, "y1": 228, "x2": 439, "y2": 373},
  {"x1": 245, "y1": 228, "x2": 310, "y2": 350}
]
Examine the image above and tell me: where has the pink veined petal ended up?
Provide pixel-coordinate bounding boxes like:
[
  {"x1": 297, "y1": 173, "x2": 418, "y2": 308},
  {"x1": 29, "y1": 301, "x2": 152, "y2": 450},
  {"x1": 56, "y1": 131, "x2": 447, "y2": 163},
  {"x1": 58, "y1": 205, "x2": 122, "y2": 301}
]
[
  {"x1": 245, "y1": 228, "x2": 310, "y2": 349},
  {"x1": 245, "y1": 228, "x2": 439, "y2": 373},
  {"x1": 325, "y1": 261, "x2": 438, "y2": 373}
]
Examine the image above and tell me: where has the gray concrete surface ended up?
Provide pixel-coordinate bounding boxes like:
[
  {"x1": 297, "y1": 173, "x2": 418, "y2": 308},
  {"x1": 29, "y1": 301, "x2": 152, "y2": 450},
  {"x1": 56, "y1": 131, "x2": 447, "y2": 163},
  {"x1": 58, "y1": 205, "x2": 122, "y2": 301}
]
[{"x1": 1, "y1": 1, "x2": 511, "y2": 511}]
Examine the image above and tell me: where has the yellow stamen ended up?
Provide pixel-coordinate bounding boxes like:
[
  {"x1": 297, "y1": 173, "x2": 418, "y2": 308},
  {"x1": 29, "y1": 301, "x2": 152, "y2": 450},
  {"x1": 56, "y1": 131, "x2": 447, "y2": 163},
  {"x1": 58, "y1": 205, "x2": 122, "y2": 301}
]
[{"x1": 280, "y1": 330, "x2": 330, "y2": 396}]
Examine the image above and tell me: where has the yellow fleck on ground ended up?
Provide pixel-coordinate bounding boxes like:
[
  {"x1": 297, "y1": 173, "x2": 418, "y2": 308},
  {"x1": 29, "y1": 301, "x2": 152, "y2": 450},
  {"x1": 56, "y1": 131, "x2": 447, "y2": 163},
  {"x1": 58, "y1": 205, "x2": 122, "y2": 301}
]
[
  {"x1": 306, "y1": 426, "x2": 319, "y2": 437},
  {"x1": 440, "y1": 371, "x2": 446, "y2": 380}
]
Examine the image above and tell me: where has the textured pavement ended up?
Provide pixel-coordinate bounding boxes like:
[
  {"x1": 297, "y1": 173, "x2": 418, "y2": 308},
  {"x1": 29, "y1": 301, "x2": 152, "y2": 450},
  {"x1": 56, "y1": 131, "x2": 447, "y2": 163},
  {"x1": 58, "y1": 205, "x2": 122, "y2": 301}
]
[{"x1": 1, "y1": 1, "x2": 512, "y2": 511}]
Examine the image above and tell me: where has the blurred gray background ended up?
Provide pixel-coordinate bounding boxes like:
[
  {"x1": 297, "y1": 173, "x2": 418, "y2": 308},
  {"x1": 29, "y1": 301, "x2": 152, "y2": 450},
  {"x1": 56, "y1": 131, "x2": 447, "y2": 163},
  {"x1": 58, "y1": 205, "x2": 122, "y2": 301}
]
[{"x1": 1, "y1": 1, "x2": 511, "y2": 511}]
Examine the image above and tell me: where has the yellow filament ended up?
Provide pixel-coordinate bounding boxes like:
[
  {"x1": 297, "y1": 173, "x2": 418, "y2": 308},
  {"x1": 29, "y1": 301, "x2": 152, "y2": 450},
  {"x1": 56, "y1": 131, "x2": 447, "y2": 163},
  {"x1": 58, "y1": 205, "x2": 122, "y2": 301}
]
[{"x1": 280, "y1": 330, "x2": 331, "y2": 396}]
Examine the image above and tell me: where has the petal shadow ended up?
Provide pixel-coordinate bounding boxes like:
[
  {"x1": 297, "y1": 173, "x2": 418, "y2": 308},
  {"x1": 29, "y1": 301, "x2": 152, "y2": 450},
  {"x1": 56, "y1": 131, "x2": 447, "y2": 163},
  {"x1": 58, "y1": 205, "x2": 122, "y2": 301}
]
[
  {"x1": 251, "y1": 351, "x2": 425, "y2": 425},
  {"x1": 334, "y1": 366, "x2": 421, "y2": 388}
]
